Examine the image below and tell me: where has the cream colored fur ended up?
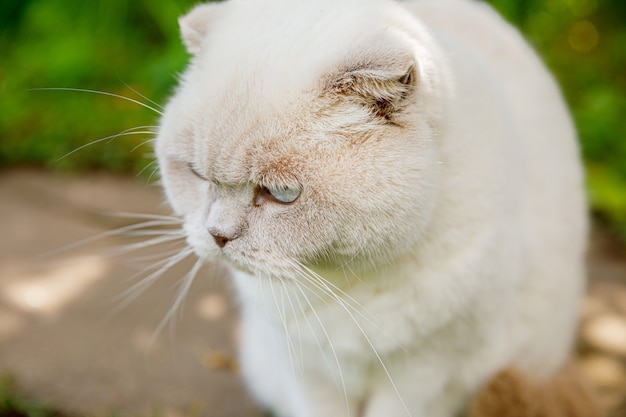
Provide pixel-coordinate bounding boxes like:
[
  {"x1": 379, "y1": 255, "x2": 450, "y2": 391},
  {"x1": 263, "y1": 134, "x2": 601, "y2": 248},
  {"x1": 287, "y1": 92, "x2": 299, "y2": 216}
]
[{"x1": 155, "y1": 0, "x2": 588, "y2": 416}]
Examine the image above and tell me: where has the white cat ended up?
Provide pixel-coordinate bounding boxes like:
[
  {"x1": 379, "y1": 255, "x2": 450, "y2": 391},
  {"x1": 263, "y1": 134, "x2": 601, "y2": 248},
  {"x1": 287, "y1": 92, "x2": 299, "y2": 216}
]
[{"x1": 155, "y1": 0, "x2": 587, "y2": 416}]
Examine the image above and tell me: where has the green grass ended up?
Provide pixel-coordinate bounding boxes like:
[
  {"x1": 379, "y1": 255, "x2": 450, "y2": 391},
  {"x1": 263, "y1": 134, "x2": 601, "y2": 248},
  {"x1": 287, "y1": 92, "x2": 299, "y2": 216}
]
[
  {"x1": 0, "y1": 375, "x2": 65, "y2": 417},
  {"x1": 1, "y1": 0, "x2": 625, "y2": 237},
  {"x1": 0, "y1": 0, "x2": 199, "y2": 174},
  {"x1": 499, "y1": 0, "x2": 626, "y2": 237}
]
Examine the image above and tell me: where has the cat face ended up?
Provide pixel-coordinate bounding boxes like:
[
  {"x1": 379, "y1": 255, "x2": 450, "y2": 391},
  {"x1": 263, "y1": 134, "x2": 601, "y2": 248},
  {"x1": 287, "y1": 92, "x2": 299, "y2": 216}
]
[{"x1": 156, "y1": 0, "x2": 443, "y2": 280}]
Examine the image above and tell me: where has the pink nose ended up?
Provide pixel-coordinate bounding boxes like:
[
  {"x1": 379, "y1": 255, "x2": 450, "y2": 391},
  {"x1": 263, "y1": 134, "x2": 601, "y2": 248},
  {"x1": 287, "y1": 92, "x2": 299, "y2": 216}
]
[{"x1": 210, "y1": 231, "x2": 230, "y2": 248}]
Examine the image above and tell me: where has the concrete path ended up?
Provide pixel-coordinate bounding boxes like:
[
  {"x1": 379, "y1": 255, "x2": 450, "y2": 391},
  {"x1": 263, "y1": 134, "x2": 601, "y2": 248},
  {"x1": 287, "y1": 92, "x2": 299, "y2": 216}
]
[
  {"x1": 1, "y1": 169, "x2": 625, "y2": 416},
  {"x1": 0, "y1": 170, "x2": 262, "y2": 417}
]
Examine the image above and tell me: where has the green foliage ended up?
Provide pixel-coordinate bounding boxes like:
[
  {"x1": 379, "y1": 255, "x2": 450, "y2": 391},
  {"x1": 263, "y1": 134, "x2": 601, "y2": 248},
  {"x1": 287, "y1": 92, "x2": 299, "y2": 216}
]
[
  {"x1": 0, "y1": 0, "x2": 625, "y2": 236},
  {"x1": 0, "y1": 0, "x2": 199, "y2": 173},
  {"x1": 487, "y1": 0, "x2": 626, "y2": 237},
  {"x1": 0, "y1": 375, "x2": 63, "y2": 417}
]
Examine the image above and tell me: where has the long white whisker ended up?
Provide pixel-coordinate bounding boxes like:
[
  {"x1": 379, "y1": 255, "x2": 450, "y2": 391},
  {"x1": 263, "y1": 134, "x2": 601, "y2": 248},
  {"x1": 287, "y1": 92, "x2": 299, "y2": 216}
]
[
  {"x1": 149, "y1": 257, "x2": 204, "y2": 347},
  {"x1": 281, "y1": 280, "x2": 305, "y2": 381},
  {"x1": 269, "y1": 276, "x2": 301, "y2": 382},
  {"x1": 334, "y1": 241, "x2": 370, "y2": 288},
  {"x1": 121, "y1": 229, "x2": 185, "y2": 237},
  {"x1": 128, "y1": 247, "x2": 186, "y2": 264},
  {"x1": 293, "y1": 263, "x2": 412, "y2": 417},
  {"x1": 41, "y1": 218, "x2": 183, "y2": 258},
  {"x1": 137, "y1": 160, "x2": 159, "y2": 179},
  {"x1": 146, "y1": 162, "x2": 162, "y2": 183},
  {"x1": 30, "y1": 87, "x2": 163, "y2": 115},
  {"x1": 121, "y1": 81, "x2": 165, "y2": 111},
  {"x1": 56, "y1": 127, "x2": 157, "y2": 161},
  {"x1": 148, "y1": 167, "x2": 160, "y2": 183},
  {"x1": 117, "y1": 248, "x2": 193, "y2": 295},
  {"x1": 131, "y1": 138, "x2": 156, "y2": 153},
  {"x1": 109, "y1": 233, "x2": 185, "y2": 256},
  {"x1": 98, "y1": 211, "x2": 180, "y2": 222},
  {"x1": 107, "y1": 248, "x2": 194, "y2": 319},
  {"x1": 291, "y1": 279, "x2": 351, "y2": 417},
  {"x1": 298, "y1": 263, "x2": 408, "y2": 354},
  {"x1": 293, "y1": 262, "x2": 401, "y2": 346}
]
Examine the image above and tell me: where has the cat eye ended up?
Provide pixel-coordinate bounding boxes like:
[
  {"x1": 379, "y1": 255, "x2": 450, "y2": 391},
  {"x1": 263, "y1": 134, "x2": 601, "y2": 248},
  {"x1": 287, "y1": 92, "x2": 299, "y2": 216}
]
[
  {"x1": 269, "y1": 185, "x2": 301, "y2": 203},
  {"x1": 256, "y1": 184, "x2": 301, "y2": 205}
]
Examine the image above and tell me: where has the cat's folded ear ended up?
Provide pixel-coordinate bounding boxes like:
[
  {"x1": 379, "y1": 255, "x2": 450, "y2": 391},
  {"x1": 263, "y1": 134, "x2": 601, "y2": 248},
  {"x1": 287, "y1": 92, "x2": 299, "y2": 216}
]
[
  {"x1": 179, "y1": 2, "x2": 221, "y2": 54},
  {"x1": 324, "y1": 41, "x2": 418, "y2": 122}
]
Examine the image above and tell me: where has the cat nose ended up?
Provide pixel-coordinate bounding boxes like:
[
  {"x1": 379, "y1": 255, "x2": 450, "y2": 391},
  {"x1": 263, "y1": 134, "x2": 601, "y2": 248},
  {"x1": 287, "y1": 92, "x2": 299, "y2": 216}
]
[{"x1": 209, "y1": 229, "x2": 234, "y2": 248}]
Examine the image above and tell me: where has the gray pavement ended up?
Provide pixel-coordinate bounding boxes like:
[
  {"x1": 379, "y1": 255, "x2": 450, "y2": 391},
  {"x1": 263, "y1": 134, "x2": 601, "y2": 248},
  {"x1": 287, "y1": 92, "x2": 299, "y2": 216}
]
[
  {"x1": 1, "y1": 169, "x2": 625, "y2": 416},
  {"x1": 0, "y1": 170, "x2": 262, "y2": 417}
]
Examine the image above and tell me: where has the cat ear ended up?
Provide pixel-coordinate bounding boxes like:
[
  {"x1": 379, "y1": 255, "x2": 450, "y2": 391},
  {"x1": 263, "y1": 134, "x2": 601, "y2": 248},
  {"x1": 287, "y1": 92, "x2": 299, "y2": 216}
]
[
  {"x1": 327, "y1": 47, "x2": 418, "y2": 121},
  {"x1": 179, "y1": 3, "x2": 219, "y2": 54}
]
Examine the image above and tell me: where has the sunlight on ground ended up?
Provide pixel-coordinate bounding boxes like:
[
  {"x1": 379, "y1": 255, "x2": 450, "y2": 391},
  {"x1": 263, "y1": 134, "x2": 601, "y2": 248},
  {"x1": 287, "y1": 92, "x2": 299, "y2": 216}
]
[
  {"x1": 0, "y1": 309, "x2": 22, "y2": 341},
  {"x1": 196, "y1": 292, "x2": 228, "y2": 321},
  {"x1": 579, "y1": 282, "x2": 626, "y2": 412},
  {"x1": 1, "y1": 254, "x2": 108, "y2": 316}
]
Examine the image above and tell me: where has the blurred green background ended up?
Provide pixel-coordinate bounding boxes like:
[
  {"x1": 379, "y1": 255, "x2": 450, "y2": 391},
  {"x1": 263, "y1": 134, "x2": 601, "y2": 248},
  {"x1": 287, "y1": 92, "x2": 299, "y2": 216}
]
[{"x1": 0, "y1": 0, "x2": 625, "y2": 237}]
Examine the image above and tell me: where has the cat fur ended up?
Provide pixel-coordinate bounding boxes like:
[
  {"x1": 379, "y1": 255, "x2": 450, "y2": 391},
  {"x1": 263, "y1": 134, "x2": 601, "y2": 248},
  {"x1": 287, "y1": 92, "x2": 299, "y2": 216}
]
[{"x1": 155, "y1": 0, "x2": 588, "y2": 416}]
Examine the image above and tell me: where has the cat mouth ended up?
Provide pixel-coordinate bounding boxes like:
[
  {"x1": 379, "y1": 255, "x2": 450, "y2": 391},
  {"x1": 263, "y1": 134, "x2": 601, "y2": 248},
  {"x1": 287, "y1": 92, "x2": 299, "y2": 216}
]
[
  {"x1": 219, "y1": 247, "x2": 305, "y2": 280},
  {"x1": 184, "y1": 232, "x2": 258, "y2": 275}
]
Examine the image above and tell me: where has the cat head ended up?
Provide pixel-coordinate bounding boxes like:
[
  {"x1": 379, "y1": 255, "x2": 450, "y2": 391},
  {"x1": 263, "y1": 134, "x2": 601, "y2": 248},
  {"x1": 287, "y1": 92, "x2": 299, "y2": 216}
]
[{"x1": 156, "y1": 0, "x2": 445, "y2": 279}]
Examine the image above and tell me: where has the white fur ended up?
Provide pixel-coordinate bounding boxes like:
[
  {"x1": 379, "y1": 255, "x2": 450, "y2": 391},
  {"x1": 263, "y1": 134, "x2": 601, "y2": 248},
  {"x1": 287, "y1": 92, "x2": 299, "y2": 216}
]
[{"x1": 155, "y1": 0, "x2": 587, "y2": 416}]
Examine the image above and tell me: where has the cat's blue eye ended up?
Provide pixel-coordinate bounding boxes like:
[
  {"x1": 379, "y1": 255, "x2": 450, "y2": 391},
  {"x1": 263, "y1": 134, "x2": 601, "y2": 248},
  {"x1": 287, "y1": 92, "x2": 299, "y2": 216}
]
[{"x1": 263, "y1": 185, "x2": 301, "y2": 204}]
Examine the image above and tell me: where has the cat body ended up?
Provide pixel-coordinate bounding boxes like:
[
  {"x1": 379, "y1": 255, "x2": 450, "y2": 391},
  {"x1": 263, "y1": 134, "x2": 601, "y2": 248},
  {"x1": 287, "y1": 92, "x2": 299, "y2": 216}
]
[{"x1": 156, "y1": 0, "x2": 587, "y2": 416}]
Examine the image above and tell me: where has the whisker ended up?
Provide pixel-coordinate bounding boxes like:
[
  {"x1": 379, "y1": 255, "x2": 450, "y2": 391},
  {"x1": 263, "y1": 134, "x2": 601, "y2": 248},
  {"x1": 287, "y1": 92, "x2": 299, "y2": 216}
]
[
  {"x1": 282, "y1": 281, "x2": 305, "y2": 374},
  {"x1": 121, "y1": 229, "x2": 185, "y2": 237},
  {"x1": 337, "y1": 241, "x2": 369, "y2": 283},
  {"x1": 128, "y1": 247, "x2": 186, "y2": 264},
  {"x1": 110, "y1": 234, "x2": 186, "y2": 256},
  {"x1": 99, "y1": 211, "x2": 181, "y2": 222},
  {"x1": 121, "y1": 81, "x2": 165, "y2": 111},
  {"x1": 119, "y1": 253, "x2": 187, "y2": 305},
  {"x1": 293, "y1": 262, "x2": 386, "y2": 336},
  {"x1": 30, "y1": 87, "x2": 163, "y2": 115},
  {"x1": 40, "y1": 218, "x2": 183, "y2": 259},
  {"x1": 131, "y1": 138, "x2": 156, "y2": 153},
  {"x1": 300, "y1": 264, "x2": 409, "y2": 354},
  {"x1": 291, "y1": 279, "x2": 352, "y2": 416},
  {"x1": 149, "y1": 258, "x2": 204, "y2": 347},
  {"x1": 146, "y1": 161, "x2": 162, "y2": 183},
  {"x1": 56, "y1": 127, "x2": 157, "y2": 161},
  {"x1": 258, "y1": 272, "x2": 272, "y2": 317},
  {"x1": 292, "y1": 262, "x2": 412, "y2": 417},
  {"x1": 137, "y1": 160, "x2": 160, "y2": 180},
  {"x1": 107, "y1": 248, "x2": 195, "y2": 319},
  {"x1": 298, "y1": 262, "x2": 409, "y2": 354},
  {"x1": 269, "y1": 274, "x2": 301, "y2": 382},
  {"x1": 39, "y1": 212, "x2": 183, "y2": 258}
]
